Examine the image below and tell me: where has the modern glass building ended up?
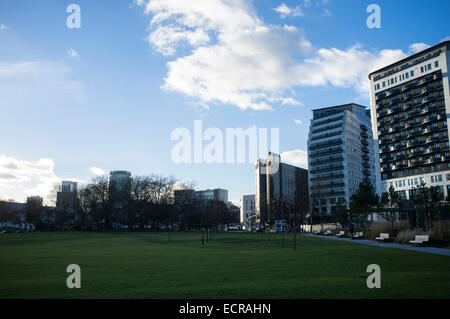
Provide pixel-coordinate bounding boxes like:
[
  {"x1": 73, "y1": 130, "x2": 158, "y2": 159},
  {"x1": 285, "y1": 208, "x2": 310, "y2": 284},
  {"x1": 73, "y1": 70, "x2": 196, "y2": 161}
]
[
  {"x1": 307, "y1": 103, "x2": 377, "y2": 216},
  {"x1": 255, "y1": 152, "x2": 309, "y2": 225},
  {"x1": 369, "y1": 41, "x2": 450, "y2": 199}
]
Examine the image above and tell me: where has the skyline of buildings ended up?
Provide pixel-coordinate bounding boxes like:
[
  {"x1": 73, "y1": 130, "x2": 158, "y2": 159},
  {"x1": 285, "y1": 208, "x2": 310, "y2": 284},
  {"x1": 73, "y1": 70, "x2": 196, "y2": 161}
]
[{"x1": 3, "y1": 41, "x2": 450, "y2": 220}]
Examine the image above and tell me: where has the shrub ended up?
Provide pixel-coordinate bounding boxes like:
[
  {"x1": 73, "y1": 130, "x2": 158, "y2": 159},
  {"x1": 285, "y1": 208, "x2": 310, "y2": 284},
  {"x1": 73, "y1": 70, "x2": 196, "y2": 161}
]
[
  {"x1": 365, "y1": 220, "x2": 410, "y2": 240},
  {"x1": 430, "y1": 220, "x2": 450, "y2": 240},
  {"x1": 395, "y1": 229, "x2": 426, "y2": 244}
]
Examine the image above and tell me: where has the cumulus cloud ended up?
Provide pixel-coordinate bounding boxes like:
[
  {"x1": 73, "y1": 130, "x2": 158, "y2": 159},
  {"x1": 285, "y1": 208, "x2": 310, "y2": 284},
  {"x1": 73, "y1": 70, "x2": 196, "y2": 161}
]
[
  {"x1": 89, "y1": 167, "x2": 106, "y2": 176},
  {"x1": 137, "y1": 0, "x2": 411, "y2": 111},
  {"x1": 0, "y1": 154, "x2": 60, "y2": 202},
  {"x1": 293, "y1": 119, "x2": 303, "y2": 125},
  {"x1": 273, "y1": 3, "x2": 304, "y2": 18},
  {"x1": 0, "y1": 154, "x2": 89, "y2": 203},
  {"x1": 281, "y1": 149, "x2": 308, "y2": 168},
  {"x1": 0, "y1": 61, "x2": 84, "y2": 108},
  {"x1": 409, "y1": 42, "x2": 431, "y2": 54},
  {"x1": 0, "y1": 24, "x2": 8, "y2": 31}
]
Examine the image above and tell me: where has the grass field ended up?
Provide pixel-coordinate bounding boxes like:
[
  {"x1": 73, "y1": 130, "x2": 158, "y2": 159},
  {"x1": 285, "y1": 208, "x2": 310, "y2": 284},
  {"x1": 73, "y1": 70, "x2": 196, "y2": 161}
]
[{"x1": 0, "y1": 231, "x2": 449, "y2": 298}]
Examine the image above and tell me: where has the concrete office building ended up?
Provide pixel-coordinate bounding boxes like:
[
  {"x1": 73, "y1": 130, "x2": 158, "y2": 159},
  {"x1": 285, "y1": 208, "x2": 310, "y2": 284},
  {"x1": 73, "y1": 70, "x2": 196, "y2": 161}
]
[
  {"x1": 369, "y1": 41, "x2": 450, "y2": 198},
  {"x1": 307, "y1": 103, "x2": 377, "y2": 215},
  {"x1": 255, "y1": 152, "x2": 309, "y2": 225},
  {"x1": 240, "y1": 194, "x2": 255, "y2": 224}
]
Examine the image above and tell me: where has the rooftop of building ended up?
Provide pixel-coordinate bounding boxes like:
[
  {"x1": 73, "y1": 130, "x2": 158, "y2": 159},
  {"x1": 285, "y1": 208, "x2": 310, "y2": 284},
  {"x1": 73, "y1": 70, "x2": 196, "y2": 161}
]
[
  {"x1": 109, "y1": 170, "x2": 131, "y2": 176},
  {"x1": 312, "y1": 103, "x2": 368, "y2": 118},
  {"x1": 368, "y1": 40, "x2": 450, "y2": 79}
]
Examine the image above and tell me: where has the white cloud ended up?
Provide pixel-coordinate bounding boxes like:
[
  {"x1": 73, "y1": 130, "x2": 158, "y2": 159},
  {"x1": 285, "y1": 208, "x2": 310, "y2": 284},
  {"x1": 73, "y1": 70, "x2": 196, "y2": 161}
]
[
  {"x1": 0, "y1": 61, "x2": 84, "y2": 108},
  {"x1": 89, "y1": 167, "x2": 106, "y2": 176},
  {"x1": 0, "y1": 24, "x2": 8, "y2": 31},
  {"x1": 0, "y1": 154, "x2": 90, "y2": 203},
  {"x1": 440, "y1": 36, "x2": 450, "y2": 42},
  {"x1": 409, "y1": 42, "x2": 431, "y2": 54},
  {"x1": 0, "y1": 154, "x2": 60, "y2": 203},
  {"x1": 137, "y1": 0, "x2": 412, "y2": 111},
  {"x1": 273, "y1": 3, "x2": 304, "y2": 18},
  {"x1": 293, "y1": 119, "x2": 302, "y2": 125},
  {"x1": 281, "y1": 149, "x2": 308, "y2": 168},
  {"x1": 67, "y1": 48, "x2": 79, "y2": 58}
]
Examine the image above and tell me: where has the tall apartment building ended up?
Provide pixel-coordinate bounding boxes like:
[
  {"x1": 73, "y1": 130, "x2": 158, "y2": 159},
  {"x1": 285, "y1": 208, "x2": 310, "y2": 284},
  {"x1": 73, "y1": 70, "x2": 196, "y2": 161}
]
[
  {"x1": 307, "y1": 103, "x2": 377, "y2": 216},
  {"x1": 56, "y1": 181, "x2": 78, "y2": 210},
  {"x1": 240, "y1": 194, "x2": 255, "y2": 224},
  {"x1": 369, "y1": 41, "x2": 450, "y2": 199},
  {"x1": 255, "y1": 152, "x2": 309, "y2": 225}
]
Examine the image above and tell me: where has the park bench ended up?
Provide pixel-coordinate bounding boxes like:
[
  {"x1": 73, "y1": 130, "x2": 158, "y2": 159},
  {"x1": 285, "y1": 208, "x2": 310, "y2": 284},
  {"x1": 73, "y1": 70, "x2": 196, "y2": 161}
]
[
  {"x1": 409, "y1": 235, "x2": 429, "y2": 245},
  {"x1": 336, "y1": 230, "x2": 345, "y2": 237},
  {"x1": 375, "y1": 233, "x2": 389, "y2": 241},
  {"x1": 352, "y1": 231, "x2": 363, "y2": 239},
  {"x1": 325, "y1": 230, "x2": 332, "y2": 235}
]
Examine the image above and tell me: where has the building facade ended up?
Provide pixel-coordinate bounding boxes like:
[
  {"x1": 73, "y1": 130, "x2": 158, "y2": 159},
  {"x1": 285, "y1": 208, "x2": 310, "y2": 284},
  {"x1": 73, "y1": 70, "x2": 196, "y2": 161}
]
[
  {"x1": 196, "y1": 188, "x2": 228, "y2": 204},
  {"x1": 56, "y1": 181, "x2": 78, "y2": 210},
  {"x1": 240, "y1": 194, "x2": 255, "y2": 224},
  {"x1": 307, "y1": 103, "x2": 377, "y2": 216},
  {"x1": 255, "y1": 152, "x2": 309, "y2": 225},
  {"x1": 369, "y1": 41, "x2": 450, "y2": 199}
]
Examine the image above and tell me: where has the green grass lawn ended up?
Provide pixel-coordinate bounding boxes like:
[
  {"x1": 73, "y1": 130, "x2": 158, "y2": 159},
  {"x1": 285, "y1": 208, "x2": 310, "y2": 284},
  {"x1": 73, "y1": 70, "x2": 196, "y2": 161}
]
[{"x1": 0, "y1": 231, "x2": 449, "y2": 298}]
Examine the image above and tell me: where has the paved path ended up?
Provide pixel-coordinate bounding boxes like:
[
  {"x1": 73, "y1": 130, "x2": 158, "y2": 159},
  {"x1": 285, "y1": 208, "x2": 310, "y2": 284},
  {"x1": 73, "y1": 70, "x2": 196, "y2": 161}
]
[{"x1": 302, "y1": 233, "x2": 450, "y2": 257}]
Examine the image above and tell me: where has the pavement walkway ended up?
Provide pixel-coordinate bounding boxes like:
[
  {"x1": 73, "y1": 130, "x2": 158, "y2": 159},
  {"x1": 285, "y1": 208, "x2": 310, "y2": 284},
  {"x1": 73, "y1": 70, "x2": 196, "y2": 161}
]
[{"x1": 302, "y1": 233, "x2": 450, "y2": 256}]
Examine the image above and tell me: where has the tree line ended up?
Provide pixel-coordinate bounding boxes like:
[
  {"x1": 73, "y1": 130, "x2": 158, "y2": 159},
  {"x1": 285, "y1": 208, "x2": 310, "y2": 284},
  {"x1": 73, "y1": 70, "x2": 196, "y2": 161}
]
[
  {"x1": 329, "y1": 181, "x2": 450, "y2": 232},
  {"x1": 0, "y1": 175, "x2": 237, "y2": 231}
]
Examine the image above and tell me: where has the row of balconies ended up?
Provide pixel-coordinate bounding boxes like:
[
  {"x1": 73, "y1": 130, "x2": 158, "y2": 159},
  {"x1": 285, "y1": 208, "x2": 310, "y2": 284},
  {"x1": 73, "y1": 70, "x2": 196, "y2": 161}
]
[
  {"x1": 309, "y1": 138, "x2": 343, "y2": 151},
  {"x1": 380, "y1": 142, "x2": 448, "y2": 154},
  {"x1": 310, "y1": 130, "x2": 342, "y2": 142},
  {"x1": 309, "y1": 146, "x2": 344, "y2": 158},
  {"x1": 377, "y1": 98, "x2": 444, "y2": 118},
  {"x1": 310, "y1": 164, "x2": 344, "y2": 174},
  {"x1": 378, "y1": 122, "x2": 447, "y2": 137},
  {"x1": 310, "y1": 181, "x2": 345, "y2": 190},
  {"x1": 378, "y1": 114, "x2": 446, "y2": 132},
  {"x1": 311, "y1": 116, "x2": 344, "y2": 128},
  {"x1": 311, "y1": 123, "x2": 343, "y2": 134},
  {"x1": 310, "y1": 173, "x2": 345, "y2": 182},
  {"x1": 310, "y1": 190, "x2": 346, "y2": 198},
  {"x1": 381, "y1": 155, "x2": 450, "y2": 172},
  {"x1": 309, "y1": 155, "x2": 344, "y2": 167}
]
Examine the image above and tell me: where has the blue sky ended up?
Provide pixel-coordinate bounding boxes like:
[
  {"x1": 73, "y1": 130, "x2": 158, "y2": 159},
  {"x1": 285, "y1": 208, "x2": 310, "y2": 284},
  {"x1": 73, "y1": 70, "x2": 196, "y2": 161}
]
[{"x1": 0, "y1": 0, "x2": 449, "y2": 204}]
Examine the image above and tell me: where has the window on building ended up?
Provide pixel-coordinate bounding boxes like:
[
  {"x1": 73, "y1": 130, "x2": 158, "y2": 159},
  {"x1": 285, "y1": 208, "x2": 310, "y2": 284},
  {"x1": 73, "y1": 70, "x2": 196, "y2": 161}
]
[
  {"x1": 428, "y1": 63, "x2": 431, "y2": 70},
  {"x1": 411, "y1": 70, "x2": 414, "y2": 77},
  {"x1": 435, "y1": 61, "x2": 439, "y2": 68},
  {"x1": 438, "y1": 175, "x2": 443, "y2": 182},
  {"x1": 421, "y1": 66, "x2": 424, "y2": 73},
  {"x1": 431, "y1": 176, "x2": 435, "y2": 183}
]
